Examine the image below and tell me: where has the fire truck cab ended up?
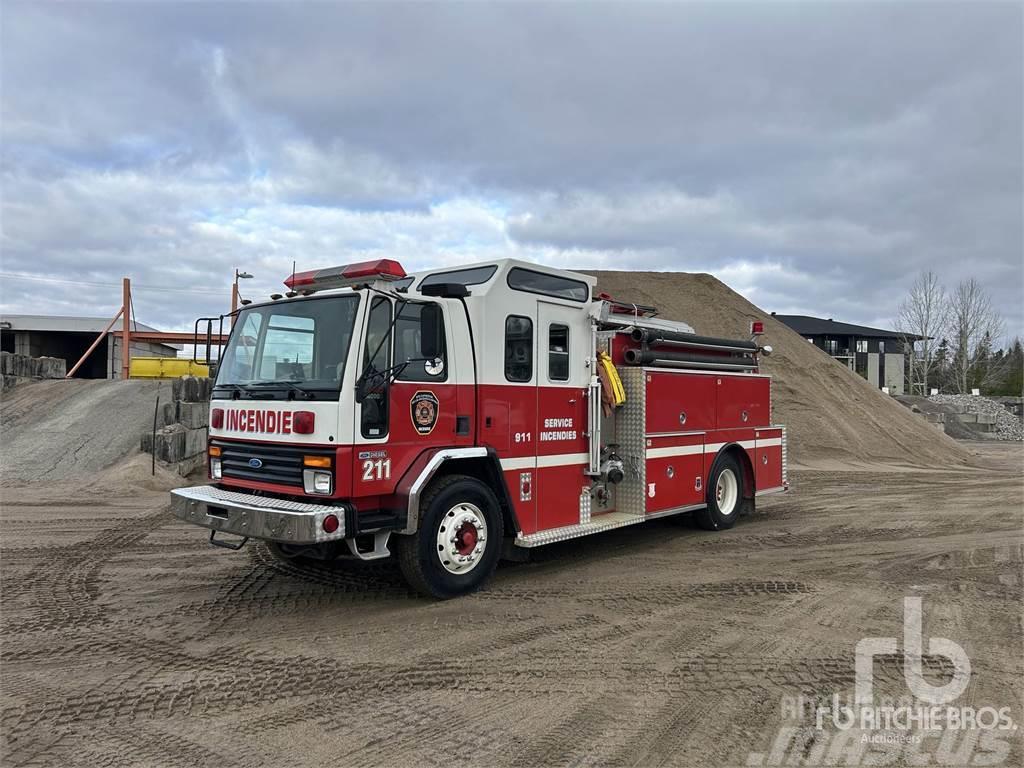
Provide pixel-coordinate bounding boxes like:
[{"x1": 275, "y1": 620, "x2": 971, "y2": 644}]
[{"x1": 171, "y1": 258, "x2": 787, "y2": 598}]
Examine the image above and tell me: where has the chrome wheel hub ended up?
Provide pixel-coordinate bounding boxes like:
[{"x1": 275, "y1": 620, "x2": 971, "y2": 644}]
[
  {"x1": 436, "y1": 503, "x2": 487, "y2": 575},
  {"x1": 715, "y1": 468, "x2": 739, "y2": 516}
]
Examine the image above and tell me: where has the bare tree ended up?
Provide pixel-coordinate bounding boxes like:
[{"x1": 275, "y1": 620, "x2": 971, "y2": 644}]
[
  {"x1": 895, "y1": 271, "x2": 947, "y2": 395},
  {"x1": 948, "y1": 278, "x2": 1005, "y2": 394}
]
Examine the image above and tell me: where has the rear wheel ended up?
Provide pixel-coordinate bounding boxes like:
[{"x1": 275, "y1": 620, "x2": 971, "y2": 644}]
[
  {"x1": 396, "y1": 474, "x2": 503, "y2": 598},
  {"x1": 693, "y1": 454, "x2": 743, "y2": 531}
]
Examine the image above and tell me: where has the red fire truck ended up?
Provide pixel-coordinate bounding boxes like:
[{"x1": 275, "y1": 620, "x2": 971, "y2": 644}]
[{"x1": 171, "y1": 259, "x2": 787, "y2": 597}]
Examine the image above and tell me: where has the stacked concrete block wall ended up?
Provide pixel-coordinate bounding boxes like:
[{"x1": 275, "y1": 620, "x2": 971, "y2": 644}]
[
  {"x1": 1, "y1": 352, "x2": 67, "y2": 390},
  {"x1": 140, "y1": 376, "x2": 212, "y2": 476}
]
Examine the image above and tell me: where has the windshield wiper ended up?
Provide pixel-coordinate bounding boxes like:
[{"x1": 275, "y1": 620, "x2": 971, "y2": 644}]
[
  {"x1": 246, "y1": 380, "x2": 315, "y2": 400},
  {"x1": 214, "y1": 383, "x2": 246, "y2": 399}
]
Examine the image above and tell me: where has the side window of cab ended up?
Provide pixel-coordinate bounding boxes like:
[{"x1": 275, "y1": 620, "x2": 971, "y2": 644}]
[
  {"x1": 361, "y1": 297, "x2": 392, "y2": 438},
  {"x1": 505, "y1": 315, "x2": 533, "y2": 382}
]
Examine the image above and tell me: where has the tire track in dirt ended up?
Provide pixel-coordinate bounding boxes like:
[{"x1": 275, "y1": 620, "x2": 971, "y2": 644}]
[
  {"x1": 508, "y1": 692, "x2": 624, "y2": 768},
  {"x1": 1, "y1": 653, "x2": 880, "y2": 750},
  {"x1": 3, "y1": 507, "x2": 168, "y2": 632}
]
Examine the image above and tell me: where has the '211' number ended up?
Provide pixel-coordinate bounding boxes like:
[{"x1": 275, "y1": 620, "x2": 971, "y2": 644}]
[{"x1": 362, "y1": 459, "x2": 392, "y2": 482}]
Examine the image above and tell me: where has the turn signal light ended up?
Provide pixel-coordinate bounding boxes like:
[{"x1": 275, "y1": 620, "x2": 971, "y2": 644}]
[
  {"x1": 293, "y1": 411, "x2": 315, "y2": 434},
  {"x1": 208, "y1": 445, "x2": 222, "y2": 457},
  {"x1": 303, "y1": 455, "x2": 331, "y2": 468}
]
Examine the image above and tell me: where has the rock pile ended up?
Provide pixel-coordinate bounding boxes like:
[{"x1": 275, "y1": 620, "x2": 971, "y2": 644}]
[{"x1": 929, "y1": 394, "x2": 1024, "y2": 441}]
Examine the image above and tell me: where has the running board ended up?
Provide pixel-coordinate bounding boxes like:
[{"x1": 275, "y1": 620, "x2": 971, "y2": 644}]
[
  {"x1": 514, "y1": 503, "x2": 708, "y2": 548},
  {"x1": 344, "y1": 531, "x2": 391, "y2": 560}
]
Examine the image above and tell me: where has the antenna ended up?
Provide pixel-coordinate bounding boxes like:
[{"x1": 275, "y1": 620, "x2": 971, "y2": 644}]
[{"x1": 291, "y1": 260, "x2": 296, "y2": 288}]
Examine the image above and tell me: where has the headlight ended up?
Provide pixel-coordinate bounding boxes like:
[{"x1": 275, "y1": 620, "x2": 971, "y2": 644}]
[
  {"x1": 303, "y1": 469, "x2": 332, "y2": 495},
  {"x1": 210, "y1": 457, "x2": 222, "y2": 480}
]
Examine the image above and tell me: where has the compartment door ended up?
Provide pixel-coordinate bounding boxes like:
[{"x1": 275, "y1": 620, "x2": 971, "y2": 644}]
[
  {"x1": 717, "y1": 375, "x2": 770, "y2": 429},
  {"x1": 645, "y1": 434, "x2": 705, "y2": 514},
  {"x1": 754, "y1": 429, "x2": 784, "y2": 493}
]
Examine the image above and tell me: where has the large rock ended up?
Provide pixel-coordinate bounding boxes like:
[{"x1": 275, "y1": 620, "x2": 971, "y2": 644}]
[
  {"x1": 161, "y1": 400, "x2": 209, "y2": 429},
  {"x1": 141, "y1": 424, "x2": 208, "y2": 463},
  {"x1": 0, "y1": 352, "x2": 66, "y2": 379},
  {"x1": 141, "y1": 423, "x2": 187, "y2": 463}
]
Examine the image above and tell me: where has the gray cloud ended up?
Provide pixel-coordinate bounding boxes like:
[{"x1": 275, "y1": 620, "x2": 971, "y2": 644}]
[{"x1": 1, "y1": 2, "x2": 1021, "y2": 339}]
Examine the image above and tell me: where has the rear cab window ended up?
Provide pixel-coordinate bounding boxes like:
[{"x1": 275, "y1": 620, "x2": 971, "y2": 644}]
[{"x1": 507, "y1": 267, "x2": 589, "y2": 302}]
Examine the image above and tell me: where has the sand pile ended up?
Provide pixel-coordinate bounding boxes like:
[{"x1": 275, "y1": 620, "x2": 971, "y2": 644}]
[{"x1": 587, "y1": 271, "x2": 970, "y2": 469}]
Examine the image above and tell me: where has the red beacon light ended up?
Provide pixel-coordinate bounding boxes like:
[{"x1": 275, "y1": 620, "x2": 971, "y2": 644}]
[
  {"x1": 283, "y1": 259, "x2": 407, "y2": 292},
  {"x1": 750, "y1": 320, "x2": 765, "y2": 336}
]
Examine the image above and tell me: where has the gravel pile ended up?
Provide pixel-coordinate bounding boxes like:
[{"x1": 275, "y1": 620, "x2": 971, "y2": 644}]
[
  {"x1": 1, "y1": 378, "x2": 167, "y2": 485},
  {"x1": 929, "y1": 394, "x2": 1024, "y2": 441}
]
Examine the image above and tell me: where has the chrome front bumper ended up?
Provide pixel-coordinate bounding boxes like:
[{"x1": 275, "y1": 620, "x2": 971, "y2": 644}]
[{"x1": 170, "y1": 485, "x2": 348, "y2": 544}]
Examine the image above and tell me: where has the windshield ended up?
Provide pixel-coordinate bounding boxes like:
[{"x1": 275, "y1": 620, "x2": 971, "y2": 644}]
[{"x1": 215, "y1": 295, "x2": 360, "y2": 399}]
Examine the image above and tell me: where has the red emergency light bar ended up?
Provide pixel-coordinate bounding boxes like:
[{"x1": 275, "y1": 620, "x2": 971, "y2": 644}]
[{"x1": 284, "y1": 259, "x2": 407, "y2": 292}]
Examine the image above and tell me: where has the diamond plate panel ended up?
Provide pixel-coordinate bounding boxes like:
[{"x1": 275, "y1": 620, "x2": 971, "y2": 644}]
[
  {"x1": 179, "y1": 484, "x2": 336, "y2": 513},
  {"x1": 616, "y1": 366, "x2": 648, "y2": 516},
  {"x1": 515, "y1": 511, "x2": 644, "y2": 548},
  {"x1": 579, "y1": 489, "x2": 592, "y2": 524},
  {"x1": 780, "y1": 424, "x2": 788, "y2": 485}
]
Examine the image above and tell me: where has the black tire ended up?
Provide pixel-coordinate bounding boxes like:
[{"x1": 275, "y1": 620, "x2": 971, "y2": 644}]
[
  {"x1": 693, "y1": 453, "x2": 743, "y2": 531},
  {"x1": 395, "y1": 474, "x2": 504, "y2": 599}
]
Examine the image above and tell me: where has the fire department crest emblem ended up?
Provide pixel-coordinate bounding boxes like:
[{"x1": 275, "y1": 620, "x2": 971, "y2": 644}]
[{"x1": 410, "y1": 391, "x2": 439, "y2": 435}]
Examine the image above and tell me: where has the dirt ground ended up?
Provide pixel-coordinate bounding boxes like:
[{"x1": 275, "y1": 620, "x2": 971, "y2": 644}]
[{"x1": 1, "y1": 441, "x2": 1021, "y2": 767}]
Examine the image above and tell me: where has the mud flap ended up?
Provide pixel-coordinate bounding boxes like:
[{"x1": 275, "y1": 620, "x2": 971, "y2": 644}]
[{"x1": 209, "y1": 529, "x2": 249, "y2": 550}]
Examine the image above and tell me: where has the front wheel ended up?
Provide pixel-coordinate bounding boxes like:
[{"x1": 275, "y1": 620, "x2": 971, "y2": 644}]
[
  {"x1": 396, "y1": 474, "x2": 504, "y2": 598},
  {"x1": 693, "y1": 454, "x2": 743, "y2": 531}
]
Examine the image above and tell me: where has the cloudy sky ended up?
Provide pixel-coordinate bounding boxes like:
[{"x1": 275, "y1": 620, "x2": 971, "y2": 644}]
[{"x1": 2, "y1": 2, "x2": 1021, "y2": 339}]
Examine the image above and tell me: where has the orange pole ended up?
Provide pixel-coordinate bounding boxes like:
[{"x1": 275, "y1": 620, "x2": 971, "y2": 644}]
[
  {"x1": 230, "y1": 280, "x2": 239, "y2": 328},
  {"x1": 66, "y1": 307, "x2": 123, "y2": 378},
  {"x1": 121, "y1": 277, "x2": 131, "y2": 379}
]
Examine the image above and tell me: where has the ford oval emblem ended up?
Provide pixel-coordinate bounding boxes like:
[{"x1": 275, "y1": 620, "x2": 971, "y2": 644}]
[{"x1": 248, "y1": 458, "x2": 263, "y2": 469}]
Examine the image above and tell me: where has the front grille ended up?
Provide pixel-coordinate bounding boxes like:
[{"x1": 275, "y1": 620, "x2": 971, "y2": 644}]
[{"x1": 212, "y1": 439, "x2": 334, "y2": 488}]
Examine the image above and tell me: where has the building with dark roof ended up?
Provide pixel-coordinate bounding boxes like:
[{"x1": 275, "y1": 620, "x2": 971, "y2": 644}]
[
  {"x1": 772, "y1": 313, "x2": 924, "y2": 395},
  {"x1": 0, "y1": 314, "x2": 178, "y2": 379}
]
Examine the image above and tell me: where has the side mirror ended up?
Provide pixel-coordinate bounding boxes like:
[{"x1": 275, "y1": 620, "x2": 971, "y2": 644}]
[
  {"x1": 420, "y1": 304, "x2": 442, "y2": 360},
  {"x1": 355, "y1": 370, "x2": 387, "y2": 404}
]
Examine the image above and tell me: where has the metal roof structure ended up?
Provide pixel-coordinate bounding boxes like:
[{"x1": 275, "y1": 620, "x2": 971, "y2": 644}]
[{"x1": 1, "y1": 314, "x2": 180, "y2": 349}]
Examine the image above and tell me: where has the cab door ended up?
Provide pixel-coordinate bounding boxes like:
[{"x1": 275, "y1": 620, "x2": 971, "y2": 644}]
[
  {"x1": 534, "y1": 301, "x2": 589, "y2": 531},
  {"x1": 352, "y1": 298, "x2": 462, "y2": 499},
  {"x1": 497, "y1": 310, "x2": 538, "y2": 533}
]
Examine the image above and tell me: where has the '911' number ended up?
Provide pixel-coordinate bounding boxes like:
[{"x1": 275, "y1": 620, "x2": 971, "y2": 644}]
[{"x1": 361, "y1": 458, "x2": 391, "y2": 482}]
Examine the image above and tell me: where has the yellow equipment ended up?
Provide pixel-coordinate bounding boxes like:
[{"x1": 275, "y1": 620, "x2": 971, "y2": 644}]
[
  {"x1": 597, "y1": 351, "x2": 626, "y2": 415},
  {"x1": 130, "y1": 357, "x2": 209, "y2": 379}
]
